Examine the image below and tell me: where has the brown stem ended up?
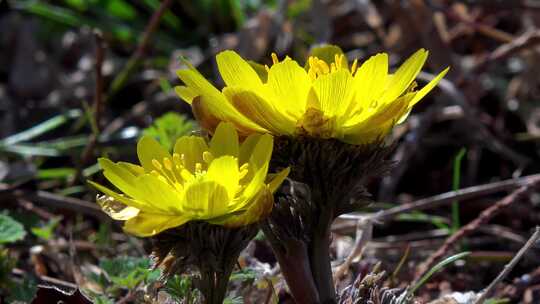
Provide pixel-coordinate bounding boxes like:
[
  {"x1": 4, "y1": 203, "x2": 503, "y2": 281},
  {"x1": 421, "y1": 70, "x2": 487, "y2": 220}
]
[{"x1": 271, "y1": 238, "x2": 320, "y2": 303}]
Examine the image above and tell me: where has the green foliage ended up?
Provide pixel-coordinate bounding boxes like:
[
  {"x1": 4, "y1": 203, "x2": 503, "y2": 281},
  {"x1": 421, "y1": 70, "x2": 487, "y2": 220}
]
[
  {"x1": 164, "y1": 275, "x2": 199, "y2": 303},
  {"x1": 0, "y1": 249, "x2": 16, "y2": 288},
  {"x1": 93, "y1": 295, "x2": 115, "y2": 304},
  {"x1": 224, "y1": 296, "x2": 244, "y2": 304},
  {"x1": 230, "y1": 268, "x2": 257, "y2": 282},
  {"x1": 5, "y1": 277, "x2": 37, "y2": 303},
  {"x1": 31, "y1": 217, "x2": 62, "y2": 241},
  {"x1": 485, "y1": 298, "x2": 510, "y2": 304},
  {"x1": 409, "y1": 252, "x2": 471, "y2": 296},
  {"x1": 143, "y1": 112, "x2": 195, "y2": 151},
  {"x1": 451, "y1": 148, "x2": 467, "y2": 233},
  {"x1": 0, "y1": 214, "x2": 26, "y2": 244},
  {"x1": 99, "y1": 256, "x2": 160, "y2": 290}
]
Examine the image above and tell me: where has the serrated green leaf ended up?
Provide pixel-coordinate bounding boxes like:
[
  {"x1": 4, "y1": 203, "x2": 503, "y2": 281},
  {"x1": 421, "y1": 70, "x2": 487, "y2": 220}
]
[
  {"x1": 164, "y1": 275, "x2": 199, "y2": 302},
  {"x1": 100, "y1": 256, "x2": 157, "y2": 289}
]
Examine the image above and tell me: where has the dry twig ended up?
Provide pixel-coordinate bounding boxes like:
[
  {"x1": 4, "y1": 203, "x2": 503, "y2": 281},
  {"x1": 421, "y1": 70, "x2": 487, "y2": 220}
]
[
  {"x1": 108, "y1": 0, "x2": 173, "y2": 97},
  {"x1": 474, "y1": 226, "x2": 540, "y2": 304},
  {"x1": 367, "y1": 173, "x2": 540, "y2": 222},
  {"x1": 413, "y1": 177, "x2": 540, "y2": 282}
]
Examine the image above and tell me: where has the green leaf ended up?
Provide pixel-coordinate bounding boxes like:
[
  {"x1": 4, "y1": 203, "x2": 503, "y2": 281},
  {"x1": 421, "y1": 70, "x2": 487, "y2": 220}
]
[
  {"x1": 105, "y1": 0, "x2": 137, "y2": 20},
  {"x1": 224, "y1": 296, "x2": 244, "y2": 304},
  {"x1": 36, "y1": 168, "x2": 76, "y2": 180},
  {"x1": 6, "y1": 277, "x2": 37, "y2": 303},
  {"x1": 230, "y1": 268, "x2": 258, "y2": 282},
  {"x1": 31, "y1": 217, "x2": 62, "y2": 241},
  {"x1": 100, "y1": 256, "x2": 157, "y2": 289},
  {"x1": 164, "y1": 275, "x2": 199, "y2": 303},
  {"x1": 410, "y1": 251, "x2": 471, "y2": 295},
  {"x1": 93, "y1": 296, "x2": 115, "y2": 304},
  {"x1": 0, "y1": 109, "x2": 80, "y2": 145},
  {"x1": 142, "y1": 112, "x2": 195, "y2": 151},
  {"x1": 0, "y1": 214, "x2": 26, "y2": 244}
]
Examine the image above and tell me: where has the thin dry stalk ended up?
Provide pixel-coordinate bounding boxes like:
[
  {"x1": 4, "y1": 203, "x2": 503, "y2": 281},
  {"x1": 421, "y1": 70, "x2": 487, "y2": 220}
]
[
  {"x1": 474, "y1": 227, "x2": 540, "y2": 304},
  {"x1": 413, "y1": 177, "x2": 540, "y2": 282}
]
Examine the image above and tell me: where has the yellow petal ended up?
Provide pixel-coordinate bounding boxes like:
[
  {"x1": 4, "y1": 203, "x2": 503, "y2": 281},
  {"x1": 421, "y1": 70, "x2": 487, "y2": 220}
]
[
  {"x1": 98, "y1": 158, "x2": 142, "y2": 199},
  {"x1": 342, "y1": 94, "x2": 412, "y2": 144},
  {"x1": 216, "y1": 50, "x2": 264, "y2": 90},
  {"x1": 176, "y1": 69, "x2": 227, "y2": 105},
  {"x1": 239, "y1": 133, "x2": 263, "y2": 165},
  {"x1": 191, "y1": 96, "x2": 220, "y2": 134},
  {"x1": 183, "y1": 180, "x2": 229, "y2": 219},
  {"x1": 266, "y1": 58, "x2": 310, "y2": 118},
  {"x1": 313, "y1": 69, "x2": 355, "y2": 117},
  {"x1": 137, "y1": 136, "x2": 171, "y2": 172},
  {"x1": 353, "y1": 53, "x2": 388, "y2": 111},
  {"x1": 135, "y1": 174, "x2": 184, "y2": 212},
  {"x1": 267, "y1": 167, "x2": 290, "y2": 193},
  {"x1": 223, "y1": 87, "x2": 296, "y2": 135},
  {"x1": 234, "y1": 135, "x2": 273, "y2": 208},
  {"x1": 117, "y1": 162, "x2": 145, "y2": 176},
  {"x1": 205, "y1": 155, "x2": 239, "y2": 198},
  {"x1": 97, "y1": 194, "x2": 140, "y2": 220},
  {"x1": 174, "y1": 135, "x2": 208, "y2": 172},
  {"x1": 88, "y1": 180, "x2": 150, "y2": 212},
  {"x1": 178, "y1": 70, "x2": 267, "y2": 134},
  {"x1": 209, "y1": 122, "x2": 240, "y2": 157},
  {"x1": 223, "y1": 186, "x2": 273, "y2": 227},
  {"x1": 379, "y1": 49, "x2": 428, "y2": 104},
  {"x1": 123, "y1": 213, "x2": 191, "y2": 237},
  {"x1": 174, "y1": 85, "x2": 199, "y2": 104},
  {"x1": 409, "y1": 67, "x2": 449, "y2": 106},
  {"x1": 248, "y1": 133, "x2": 273, "y2": 170}
]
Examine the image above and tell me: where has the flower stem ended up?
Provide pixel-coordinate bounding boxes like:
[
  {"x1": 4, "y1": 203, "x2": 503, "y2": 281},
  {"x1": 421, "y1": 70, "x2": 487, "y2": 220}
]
[
  {"x1": 199, "y1": 261, "x2": 234, "y2": 304},
  {"x1": 310, "y1": 215, "x2": 336, "y2": 303},
  {"x1": 271, "y1": 238, "x2": 320, "y2": 303}
]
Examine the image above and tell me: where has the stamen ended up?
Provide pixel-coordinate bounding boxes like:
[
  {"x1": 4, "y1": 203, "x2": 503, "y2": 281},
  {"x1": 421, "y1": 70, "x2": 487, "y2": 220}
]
[
  {"x1": 318, "y1": 60, "x2": 329, "y2": 74},
  {"x1": 308, "y1": 68, "x2": 317, "y2": 80},
  {"x1": 172, "y1": 153, "x2": 182, "y2": 166},
  {"x1": 195, "y1": 163, "x2": 202, "y2": 173},
  {"x1": 151, "y1": 159, "x2": 162, "y2": 170},
  {"x1": 163, "y1": 157, "x2": 173, "y2": 171},
  {"x1": 203, "y1": 151, "x2": 214, "y2": 164},
  {"x1": 173, "y1": 182, "x2": 183, "y2": 192},
  {"x1": 180, "y1": 169, "x2": 194, "y2": 181},
  {"x1": 271, "y1": 53, "x2": 279, "y2": 65},
  {"x1": 151, "y1": 170, "x2": 160, "y2": 177},
  {"x1": 239, "y1": 163, "x2": 250, "y2": 179},
  {"x1": 264, "y1": 64, "x2": 270, "y2": 72},
  {"x1": 351, "y1": 59, "x2": 358, "y2": 75}
]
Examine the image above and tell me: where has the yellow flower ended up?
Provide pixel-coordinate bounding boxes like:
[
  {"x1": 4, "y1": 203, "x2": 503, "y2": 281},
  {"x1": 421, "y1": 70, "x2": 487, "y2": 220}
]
[
  {"x1": 89, "y1": 122, "x2": 289, "y2": 237},
  {"x1": 176, "y1": 47, "x2": 449, "y2": 144}
]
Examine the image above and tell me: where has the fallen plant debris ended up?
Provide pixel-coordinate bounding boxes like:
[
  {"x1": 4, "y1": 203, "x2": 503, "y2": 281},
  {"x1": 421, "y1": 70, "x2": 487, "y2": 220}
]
[{"x1": 0, "y1": 1, "x2": 539, "y2": 303}]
